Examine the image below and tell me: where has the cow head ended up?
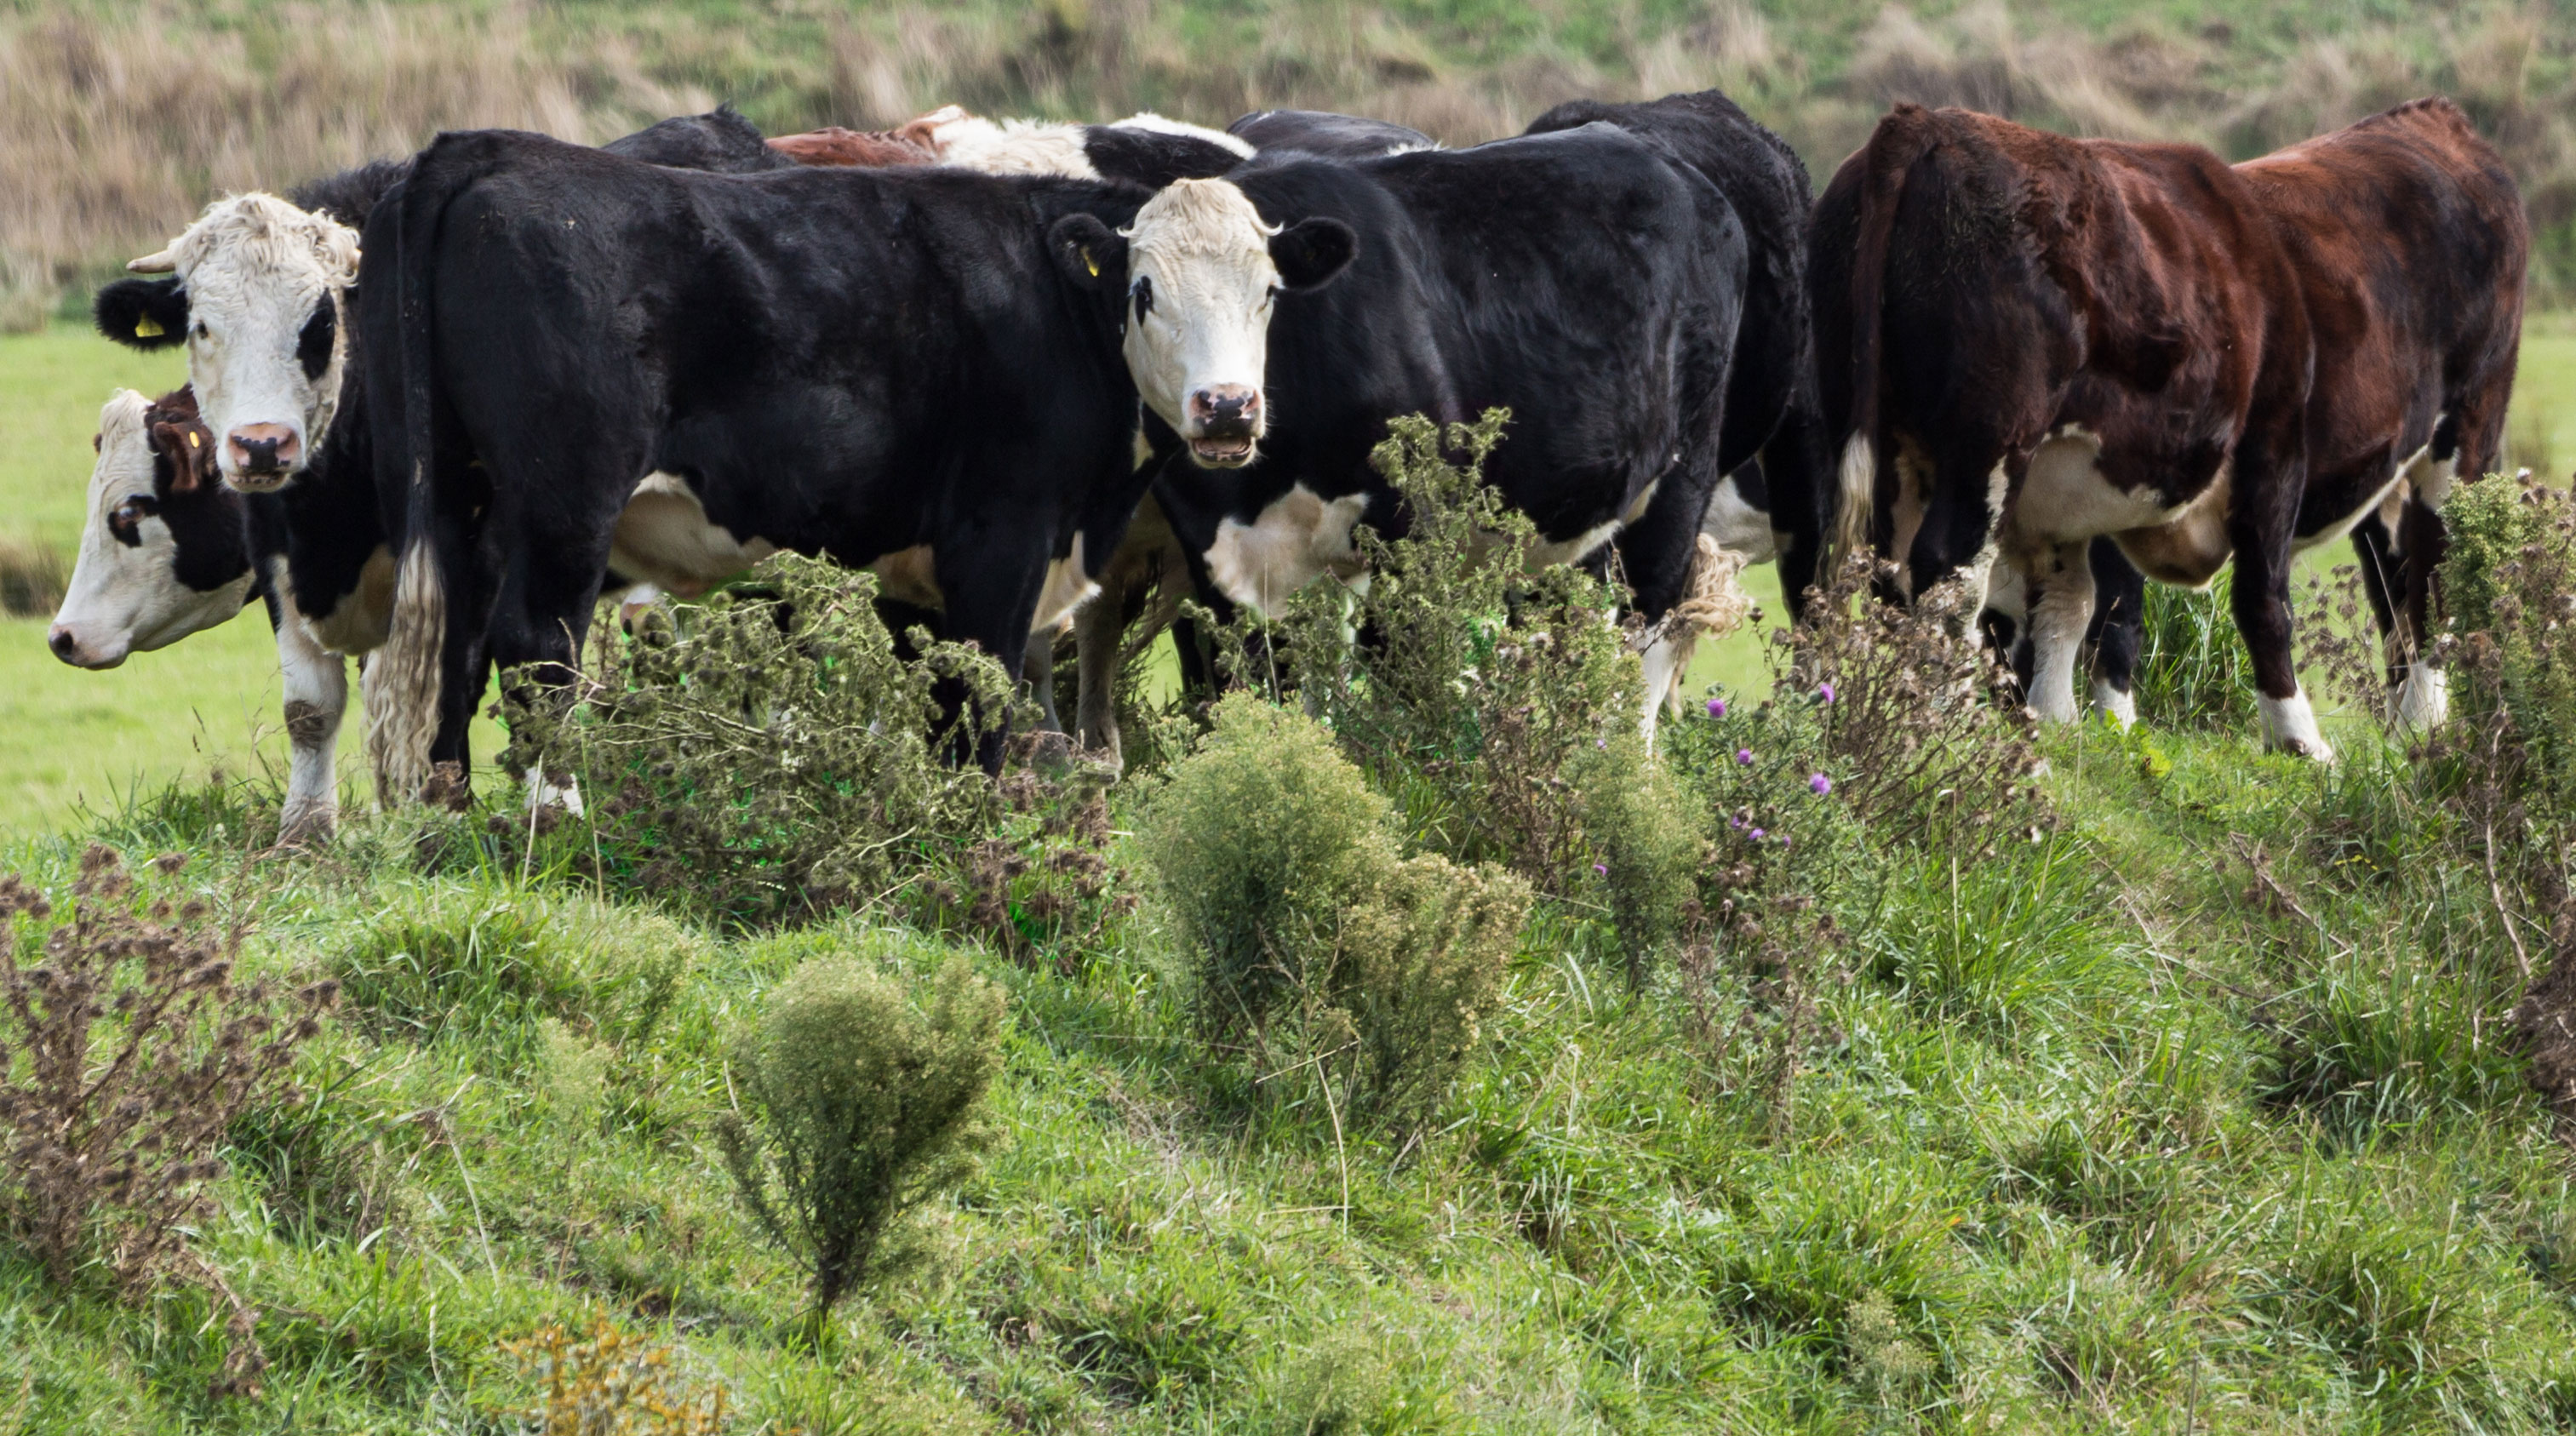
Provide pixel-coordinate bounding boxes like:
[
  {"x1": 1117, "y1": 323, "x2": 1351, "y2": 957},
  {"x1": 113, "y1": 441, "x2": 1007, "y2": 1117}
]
[
  {"x1": 94, "y1": 193, "x2": 360, "y2": 493},
  {"x1": 1050, "y1": 180, "x2": 1355, "y2": 469},
  {"x1": 49, "y1": 388, "x2": 255, "y2": 669}
]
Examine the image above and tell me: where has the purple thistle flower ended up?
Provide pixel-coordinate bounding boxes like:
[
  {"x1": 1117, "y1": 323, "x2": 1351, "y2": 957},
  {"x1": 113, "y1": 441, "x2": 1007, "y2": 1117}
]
[
  {"x1": 1748, "y1": 827, "x2": 1766, "y2": 841},
  {"x1": 1817, "y1": 682, "x2": 1836, "y2": 704},
  {"x1": 1707, "y1": 697, "x2": 1727, "y2": 718},
  {"x1": 1729, "y1": 814, "x2": 1744, "y2": 829},
  {"x1": 1736, "y1": 748, "x2": 1755, "y2": 766},
  {"x1": 1779, "y1": 837, "x2": 1793, "y2": 851},
  {"x1": 1593, "y1": 862, "x2": 1608, "y2": 877},
  {"x1": 1810, "y1": 773, "x2": 1833, "y2": 796},
  {"x1": 1595, "y1": 738, "x2": 1608, "y2": 750}
]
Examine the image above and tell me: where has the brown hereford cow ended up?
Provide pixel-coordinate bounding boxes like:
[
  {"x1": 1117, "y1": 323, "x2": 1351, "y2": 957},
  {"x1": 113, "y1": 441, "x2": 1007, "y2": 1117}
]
[{"x1": 1816, "y1": 99, "x2": 2525, "y2": 759}]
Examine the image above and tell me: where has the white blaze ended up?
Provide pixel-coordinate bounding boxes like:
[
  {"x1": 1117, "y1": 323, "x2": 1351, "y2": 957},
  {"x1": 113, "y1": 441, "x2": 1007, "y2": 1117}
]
[
  {"x1": 1121, "y1": 179, "x2": 1282, "y2": 462},
  {"x1": 138, "y1": 193, "x2": 359, "y2": 489}
]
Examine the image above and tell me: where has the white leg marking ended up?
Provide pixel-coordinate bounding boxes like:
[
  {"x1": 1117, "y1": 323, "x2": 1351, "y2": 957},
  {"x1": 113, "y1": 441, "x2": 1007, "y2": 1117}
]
[
  {"x1": 2258, "y1": 687, "x2": 2336, "y2": 763},
  {"x1": 523, "y1": 764, "x2": 586, "y2": 817},
  {"x1": 2090, "y1": 677, "x2": 2137, "y2": 729},
  {"x1": 1636, "y1": 626, "x2": 1697, "y2": 747},
  {"x1": 2395, "y1": 664, "x2": 2448, "y2": 730},
  {"x1": 272, "y1": 566, "x2": 346, "y2": 843},
  {"x1": 2023, "y1": 540, "x2": 2093, "y2": 725}
]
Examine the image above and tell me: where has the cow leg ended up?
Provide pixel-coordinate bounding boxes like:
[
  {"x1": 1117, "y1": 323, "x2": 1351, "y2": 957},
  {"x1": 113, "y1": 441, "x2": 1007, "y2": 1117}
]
[
  {"x1": 2018, "y1": 538, "x2": 2095, "y2": 725},
  {"x1": 2229, "y1": 427, "x2": 2332, "y2": 760},
  {"x1": 276, "y1": 612, "x2": 347, "y2": 844},
  {"x1": 934, "y1": 535, "x2": 1045, "y2": 771},
  {"x1": 1760, "y1": 395, "x2": 1836, "y2": 617},
  {"x1": 2086, "y1": 537, "x2": 2144, "y2": 729},
  {"x1": 1073, "y1": 579, "x2": 1126, "y2": 769},
  {"x1": 1614, "y1": 466, "x2": 1722, "y2": 746},
  {"x1": 482, "y1": 513, "x2": 618, "y2": 814},
  {"x1": 1023, "y1": 641, "x2": 1063, "y2": 735},
  {"x1": 2388, "y1": 495, "x2": 2449, "y2": 729}
]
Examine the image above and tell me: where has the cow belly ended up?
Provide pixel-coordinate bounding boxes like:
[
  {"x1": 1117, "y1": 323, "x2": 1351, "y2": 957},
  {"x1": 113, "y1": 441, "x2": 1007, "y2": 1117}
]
[
  {"x1": 1031, "y1": 534, "x2": 1098, "y2": 634},
  {"x1": 1205, "y1": 483, "x2": 1370, "y2": 618},
  {"x1": 2014, "y1": 427, "x2": 2193, "y2": 542},
  {"x1": 301, "y1": 545, "x2": 395, "y2": 655},
  {"x1": 609, "y1": 472, "x2": 776, "y2": 598}
]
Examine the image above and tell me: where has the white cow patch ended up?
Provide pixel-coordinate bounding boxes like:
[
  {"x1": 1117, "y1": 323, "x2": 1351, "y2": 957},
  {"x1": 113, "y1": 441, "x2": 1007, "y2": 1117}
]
[
  {"x1": 271, "y1": 554, "x2": 351, "y2": 841},
  {"x1": 2396, "y1": 664, "x2": 2449, "y2": 729},
  {"x1": 129, "y1": 193, "x2": 360, "y2": 490},
  {"x1": 2259, "y1": 686, "x2": 2335, "y2": 762},
  {"x1": 607, "y1": 472, "x2": 777, "y2": 598},
  {"x1": 2091, "y1": 678, "x2": 2137, "y2": 729},
  {"x1": 52, "y1": 390, "x2": 253, "y2": 667},
  {"x1": 913, "y1": 106, "x2": 1098, "y2": 178},
  {"x1": 1699, "y1": 471, "x2": 1778, "y2": 565},
  {"x1": 303, "y1": 545, "x2": 395, "y2": 655},
  {"x1": 1033, "y1": 533, "x2": 1098, "y2": 634},
  {"x1": 1205, "y1": 483, "x2": 1370, "y2": 618}
]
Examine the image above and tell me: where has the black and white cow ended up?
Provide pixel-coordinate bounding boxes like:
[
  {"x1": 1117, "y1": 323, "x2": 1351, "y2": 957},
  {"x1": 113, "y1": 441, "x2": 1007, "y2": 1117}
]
[
  {"x1": 1522, "y1": 89, "x2": 1833, "y2": 613},
  {"x1": 907, "y1": 106, "x2": 1254, "y2": 184},
  {"x1": 1073, "y1": 120, "x2": 1746, "y2": 735},
  {"x1": 66, "y1": 111, "x2": 816, "y2": 832},
  {"x1": 355, "y1": 129, "x2": 1344, "y2": 799}
]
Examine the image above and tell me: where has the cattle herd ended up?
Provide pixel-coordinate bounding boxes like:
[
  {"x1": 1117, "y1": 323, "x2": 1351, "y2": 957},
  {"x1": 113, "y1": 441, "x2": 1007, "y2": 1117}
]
[{"x1": 42, "y1": 87, "x2": 2528, "y2": 842}]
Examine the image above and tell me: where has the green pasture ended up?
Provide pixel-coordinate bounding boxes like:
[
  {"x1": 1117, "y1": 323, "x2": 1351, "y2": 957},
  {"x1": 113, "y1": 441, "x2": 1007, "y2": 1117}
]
[{"x1": 0, "y1": 321, "x2": 2569, "y2": 832}]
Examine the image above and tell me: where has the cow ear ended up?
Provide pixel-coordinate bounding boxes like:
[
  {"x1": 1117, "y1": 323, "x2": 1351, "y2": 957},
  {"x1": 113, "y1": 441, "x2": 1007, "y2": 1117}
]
[
  {"x1": 153, "y1": 421, "x2": 214, "y2": 493},
  {"x1": 95, "y1": 277, "x2": 188, "y2": 351},
  {"x1": 1049, "y1": 214, "x2": 1128, "y2": 291},
  {"x1": 1271, "y1": 217, "x2": 1355, "y2": 293}
]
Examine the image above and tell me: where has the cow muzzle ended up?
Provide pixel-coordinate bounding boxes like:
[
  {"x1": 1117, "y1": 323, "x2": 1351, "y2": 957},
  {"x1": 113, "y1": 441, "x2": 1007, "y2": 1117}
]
[
  {"x1": 48, "y1": 624, "x2": 128, "y2": 670},
  {"x1": 226, "y1": 423, "x2": 301, "y2": 489},
  {"x1": 1185, "y1": 385, "x2": 1262, "y2": 467}
]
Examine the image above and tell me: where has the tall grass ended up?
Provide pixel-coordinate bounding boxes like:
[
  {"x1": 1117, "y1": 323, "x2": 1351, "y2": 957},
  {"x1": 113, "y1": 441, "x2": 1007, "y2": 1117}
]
[{"x1": 8, "y1": 1, "x2": 2576, "y2": 325}]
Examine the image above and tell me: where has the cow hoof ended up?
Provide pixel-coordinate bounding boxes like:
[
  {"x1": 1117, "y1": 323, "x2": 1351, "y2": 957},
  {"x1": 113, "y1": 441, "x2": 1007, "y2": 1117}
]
[
  {"x1": 275, "y1": 804, "x2": 338, "y2": 850},
  {"x1": 2258, "y1": 689, "x2": 2336, "y2": 764}
]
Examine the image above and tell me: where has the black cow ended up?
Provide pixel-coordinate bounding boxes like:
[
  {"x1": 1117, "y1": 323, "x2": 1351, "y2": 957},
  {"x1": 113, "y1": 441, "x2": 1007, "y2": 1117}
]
[
  {"x1": 1523, "y1": 89, "x2": 1834, "y2": 613},
  {"x1": 1121, "y1": 121, "x2": 1749, "y2": 736},
  {"x1": 1227, "y1": 110, "x2": 1436, "y2": 158}
]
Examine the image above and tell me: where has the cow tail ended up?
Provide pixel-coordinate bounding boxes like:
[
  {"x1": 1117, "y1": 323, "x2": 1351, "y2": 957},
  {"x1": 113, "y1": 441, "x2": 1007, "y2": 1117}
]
[
  {"x1": 363, "y1": 137, "x2": 472, "y2": 806},
  {"x1": 1834, "y1": 106, "x2": 1938, "y2": 576}
]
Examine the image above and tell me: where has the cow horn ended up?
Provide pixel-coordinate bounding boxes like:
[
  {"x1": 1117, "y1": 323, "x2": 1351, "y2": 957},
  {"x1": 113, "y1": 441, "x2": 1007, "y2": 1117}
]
[{"x1": 126, "y1": 249, "x2": 177, "y2": 274}]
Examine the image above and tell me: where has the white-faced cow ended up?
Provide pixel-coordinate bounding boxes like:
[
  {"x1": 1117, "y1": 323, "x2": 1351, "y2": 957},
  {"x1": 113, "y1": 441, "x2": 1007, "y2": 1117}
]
[
  {"x1": 67, "y1": 111, "x2": 813, "y2": 832},
  {"x1": 1978, "y1": 99, "x2": 2527, "y2": 739},
  {"x1": 1081, "y1": 113, "x2": 1752, "y2": 739}
]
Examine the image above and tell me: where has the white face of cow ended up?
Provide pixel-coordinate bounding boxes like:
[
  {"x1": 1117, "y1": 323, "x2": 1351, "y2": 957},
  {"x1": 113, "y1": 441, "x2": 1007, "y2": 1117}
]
[
  {"x1": 50, "y1": 391, "x2": 254, "y2": 668},
  {"x1": 101, "y1": 194, "x2": 359, "y2": 493},
  {"x1": 1049, "y1": 180, "x2": 1356, "y2": 470}
]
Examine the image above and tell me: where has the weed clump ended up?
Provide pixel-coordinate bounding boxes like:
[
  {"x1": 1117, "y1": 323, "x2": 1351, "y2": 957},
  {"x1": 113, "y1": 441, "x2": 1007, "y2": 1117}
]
[
  {"x1": 1141, "y1": 695, "x2": 1529, "y2": 1128},
  {"x1": 714, "y1": 953, "x2": 1003, "y2": 1329},
  {"x1": 504, "y1": 553, "x2": 1016, "y2": 929},
  {"x1": 2132, "y1": 571, "x2": 2258, "y2": 731},
  {"x1": 0, "y1": 847, "x2": 335, "y2": 1394}
]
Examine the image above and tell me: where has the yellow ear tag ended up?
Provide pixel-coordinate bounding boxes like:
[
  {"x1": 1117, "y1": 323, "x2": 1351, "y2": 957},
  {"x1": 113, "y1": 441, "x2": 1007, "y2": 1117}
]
[
  {"x1": 1084, "y1": 248, "x2": 1098, "y2": 278},
  {"x1": 133, "y1": 315, "x2": 164, "y2": 338},
  {"x1": 186, "y1": 432, "x2": 200, "y2": 449}
]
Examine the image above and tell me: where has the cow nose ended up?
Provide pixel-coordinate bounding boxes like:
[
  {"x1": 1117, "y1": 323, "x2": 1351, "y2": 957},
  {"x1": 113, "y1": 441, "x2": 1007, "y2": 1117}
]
[
  {"x1": 48, "y1": 626, "x2": 79, "y2": 664},
  {"x1": 228, "y1": 423, "x2": 299, "y2": 472},
  {"x1": 1188, "y1": 385, "x2": 1261, "y2": 438}
]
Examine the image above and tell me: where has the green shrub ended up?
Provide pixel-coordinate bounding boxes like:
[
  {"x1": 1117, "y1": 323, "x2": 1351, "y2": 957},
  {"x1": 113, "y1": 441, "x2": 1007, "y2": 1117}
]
[
  {"x1": 714, "y1": 953, "x2": 1003, "y2": 1327},
  {"x1": 1138, "y1": 694, "x2": 1395, "y2": 1044},
  {"x1": 1253, "y1": 411, "x2": 1643, "y2": 887},
  {"x1": 504, "y1": 554, "x2": 1016, "y2": 929},
  {"x1": 1573, "y1": 734, "x2": 1702, "y2": 986},
  {"x1": 1328, "y1": 852, "x2": 1527, "y2": 1126},
  {"x1": 2439, "y1": 477, "x2": 2576, "y2": 821},
  {"x1": 1141, "y1": 696, "x2": 1528, "y2": 1128}
]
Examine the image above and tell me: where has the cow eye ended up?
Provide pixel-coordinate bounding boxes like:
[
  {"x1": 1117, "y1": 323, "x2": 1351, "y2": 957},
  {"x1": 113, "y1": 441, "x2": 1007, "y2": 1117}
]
[
  {"x1": 192, "y1": 319, "x2": 209, "y2": 340},
  {"x1": 108, "y1": 495, "x2": 159, "y2": 546},
  {"x1": 297, "y1": 300, "x2": 337, "y2": 380},
  {"x1": 1131, "y1": 275, "x2": 1154, "y2": 325}
]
